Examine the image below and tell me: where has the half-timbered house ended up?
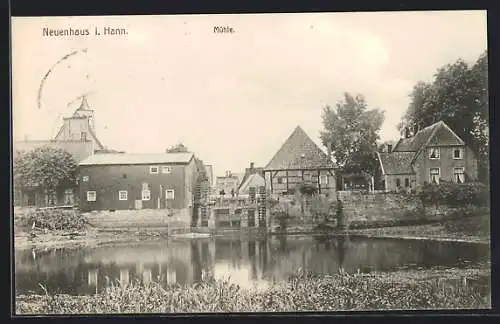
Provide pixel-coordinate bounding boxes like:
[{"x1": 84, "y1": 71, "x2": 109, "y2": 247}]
[{"x1": 263, "y1": 126, "x2": 336, "y2": 196}]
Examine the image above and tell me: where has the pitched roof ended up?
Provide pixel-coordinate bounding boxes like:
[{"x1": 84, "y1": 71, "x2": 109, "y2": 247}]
[
  {"x1": 53, "y1": 97, "x2": 104, "y2": 150},
  {"x1": 377, "y1": 152, "x2": 415, "y2": 175},
  {"x1": 79, "y1": 152, "x2": 194, "y2": 166},
  {"x1": 238, "y1": 166, "x2": 264, "y2": 191},
  {"x1": 238, "y1": 173, "x2": 265, "y2": 194},
  {"x1": 264, "y1": 126, "x2": 334, "y2": 171},
  {"x1": 74, "y1": 96, "x2": 91, "y2": 114},
  {"x1": 393, "y1": 120, "x2": 465, "y2": 163},
  {"x1": 393, "y1": 121, "x2": 442, "y2": 152}
]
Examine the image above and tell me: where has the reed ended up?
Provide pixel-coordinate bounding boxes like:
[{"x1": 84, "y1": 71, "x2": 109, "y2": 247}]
[{"x1": 16, "y1": 268, "x2": 491, "y2": 314}]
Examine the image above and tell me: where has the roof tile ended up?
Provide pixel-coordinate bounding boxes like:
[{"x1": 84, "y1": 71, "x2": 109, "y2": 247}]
[
  {"x1": 377, "y1": 152, "x2": 415, "y2": 175},
  {"x1": 264, "y1": 126, "x2": 334, "y2": 171},
  {"x1": 79, "y1": 152, "x2": 194, "y2": 166}
]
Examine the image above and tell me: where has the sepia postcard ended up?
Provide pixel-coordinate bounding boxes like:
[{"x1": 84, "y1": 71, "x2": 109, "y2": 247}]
[{"x1": 11, "y1": 11, "x2": 490, "y2": 315}]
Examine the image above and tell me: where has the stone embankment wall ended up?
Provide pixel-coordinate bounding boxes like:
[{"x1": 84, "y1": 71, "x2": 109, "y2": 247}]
[
  {"x1": 84, "y1": 208, "x2": 191, "y2": 232},
  {"x1": 340, "y1": 191, "x2": 488, "y2": 224},
  {"x1": 341, "y1": 192, "x2": 422, "y2": 223},
  {"x1": 269, "y1": 191, "x2": 489, "y2": 232}
]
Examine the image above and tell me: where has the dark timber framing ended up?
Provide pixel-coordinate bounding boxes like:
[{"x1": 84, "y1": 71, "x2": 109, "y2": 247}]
[
  {"x1": 263, "y1": 167, "x2": 336, "y2": 195},
  {"x1": 263, "y1": 126, "x2": 336, "y2": 196}
]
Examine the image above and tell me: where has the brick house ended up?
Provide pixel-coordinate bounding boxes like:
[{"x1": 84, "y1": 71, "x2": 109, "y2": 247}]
[
  {"x1": 263, "y1": 126, "x2": 336, "y2": 196},
  {"x1": 78, "y1": 153, "x2": 199, "y2": 224},
  {"x1": 377, "y1": 121, "x2": 479, "y2": 192},
  {"x1": 13, "y1": 97, "x2": 105, "y2": 207}
]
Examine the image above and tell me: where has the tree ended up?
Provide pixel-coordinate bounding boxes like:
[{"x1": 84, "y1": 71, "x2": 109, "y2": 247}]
[
  {"x1": 13, "y1": 146, "x2": 77, "y2": 205},
  {"x1": 166, "y1": 142, "x2": 207, "y2": 183},
  {"x1": 399, "y1": 50, "x2": 489, "y2": 182},
  {"x1": 320, "y1": 93, "x2": 385, "y2": 176},
  {"x1": 166, "y1": 142, "x2": 189, "y2": 153}
]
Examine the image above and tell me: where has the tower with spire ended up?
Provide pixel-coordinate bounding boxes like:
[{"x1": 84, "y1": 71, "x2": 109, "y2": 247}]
[
  {"x1": 54, "y1": 95, "x2": 104, "y2": 150},
  {"x1": 72, "y1": 95, "x2": 95, "y2": 131}
]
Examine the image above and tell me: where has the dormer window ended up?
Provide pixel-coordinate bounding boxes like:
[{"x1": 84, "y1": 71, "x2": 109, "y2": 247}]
[
  {"x1": 453, "y1": 147, "x2": 464, "y2": 159},
  {"x1": 429, "y1": 147, "x2": 440, "y2": 160}
]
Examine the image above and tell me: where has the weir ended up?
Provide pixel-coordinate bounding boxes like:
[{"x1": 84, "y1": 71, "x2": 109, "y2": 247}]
[{"x1": 194, "y1": 186, "x2": 270, "y2": 230}]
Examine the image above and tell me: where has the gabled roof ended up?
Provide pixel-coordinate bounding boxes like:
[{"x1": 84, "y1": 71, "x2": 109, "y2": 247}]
[
  {"x1": 377, "y1": 152, "x2": 415, "y2": 175},
  {"x1": 74, "y1": 96, "x2": 91, "y2": 114},
  {"x1": 238, "y1": 166, "x2": 264, "y2": 191},
  {"x1": 264, "y1": 126, "x2": 334, "y2": 171},
  {"x1": 393, "y1": 122, "x2": 442, "y2": 152},
  {"x1": 53, "y1": 97, "x2": 104, "y2": 150},
  {"x1": 79, "y1": 152, "x2": 194, "y2": 166},
  {"x1": 393, "y1": 120, "x2": 465, "y2": 163},
  {"x1": 238, "y1": 173, "x2": 265, "y2": 194}
]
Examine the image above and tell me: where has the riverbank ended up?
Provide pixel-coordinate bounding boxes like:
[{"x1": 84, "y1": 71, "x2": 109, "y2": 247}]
[
  {"x1": 14, "y1": 215, "x2": 490, "y2": 251},
  {"x1": 349, "y1": 214, "x2": 490, "y2": 244},
  {"x1": 14, "y1": 228, "x2": 166, "y2": 251},
  {"x1": 15, "y1": 267, "x2": 491, "y2": 314},
  {"x1": 272, "y1": 214, "x2": 490, "y2": 244}
]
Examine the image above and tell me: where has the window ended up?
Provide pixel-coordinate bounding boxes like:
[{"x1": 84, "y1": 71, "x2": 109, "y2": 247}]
[
  {"x1": 81, "y1": 132, "x2": 87, "y2": 141},
  {"x1": 82, "y1": 175, "x2": 89, "y2": 182},
  {"x1": 149, "y1": 166, "x2": 159, "y2": 174},
  {"x1": 429, "y1": 147, "x2": 440, "y2": 159},
  {"x1": 430, "y1": 168, "x2": 441, "y2": 184},
  {"x1": 142, "y1": 190, "x2": 151, "y2": 201},
  {"x1": 453, "y1": 148, "x2": 464, "y2": 159},
  {"x1": 166, "y1": 189, "x2": 175, "y2": 200},
  {"x1": 404, "y1": 178, "x2": 410, "y2": 188},
  {"x1": 119, "y1": 190, "x2": 128, "y2": 201},
  {"x1": 87, "y1": 191, "x2": 96, "y2": 202},
  {"x1": 454, "y1": 167, "x2": 465, "y2": 183},
  {"x1": 46, "y1": 191, "x2": 57, "y2": 206},
  {"x1": 395, "y1": 178, "x2": 401, "y2": 188},
  {"x1": 64, "y1": 189, "x2": 74, "y2": 205},
  {"x1": 319, "y1": 175, "x2": 328, "y2": 185},
  {"x1": 161, "y1": 166, "x2": 172, "y2": 174}
]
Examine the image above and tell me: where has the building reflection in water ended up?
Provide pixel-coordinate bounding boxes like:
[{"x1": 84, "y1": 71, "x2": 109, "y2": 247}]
[
  {"x1": 14, "y1": 236, "x2": 490, "y2": 296},
  {"x1": 143, "y1": 268, "x2": 152, "y2": 285},
  {"x1": 120, "y1": 268, "x2": 129, "y2": 286}
]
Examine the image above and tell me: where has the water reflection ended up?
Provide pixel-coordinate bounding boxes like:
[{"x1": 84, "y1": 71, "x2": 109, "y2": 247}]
[{"x1": 16, "y1": 236, "x2": 489, "y2": 296}]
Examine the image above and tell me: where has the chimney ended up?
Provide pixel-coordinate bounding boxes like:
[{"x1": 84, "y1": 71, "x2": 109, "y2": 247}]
[
  {"x1": 404, "y1": 127, "x2": 411, "y2": 139},
  {"x1": 387, "y1": 144, "x2": 393, "y2": 153},
  {"x1": 250, "y1": 162, "x2": 254, "y2": 170}
]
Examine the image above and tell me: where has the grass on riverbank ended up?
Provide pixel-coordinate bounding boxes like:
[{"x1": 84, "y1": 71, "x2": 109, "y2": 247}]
[
  {"x1": 16, "y1": 268, "x2": 491, "y2": 314},
  {"x1": 350, "y1": 214, "x2": 490, "y2": 244}
]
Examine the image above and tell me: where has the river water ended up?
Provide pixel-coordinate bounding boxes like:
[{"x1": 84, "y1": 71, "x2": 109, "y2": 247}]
[{"x1": 15, "y1": 235, "x2": 489, "y2": 296}]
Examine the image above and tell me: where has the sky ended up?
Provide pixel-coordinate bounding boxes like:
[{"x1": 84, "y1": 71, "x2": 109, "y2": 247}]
[{"x1": 12, "y1": 11, "x2": 487, "y2": 177}]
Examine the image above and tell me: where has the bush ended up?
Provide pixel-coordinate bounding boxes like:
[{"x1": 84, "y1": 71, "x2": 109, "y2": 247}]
[
  {"x1": 298, "y1": 183, "x2": 317, "y2": 196},
  {"x1": 17, "y1": 208, "x2": 87, "y2": 231},
  {"x1": 417, "y1": 181, "x2": 488, "y2": 208},
  {"x1": 309, "y1": 195, "x2": 334, "y2": 222}
]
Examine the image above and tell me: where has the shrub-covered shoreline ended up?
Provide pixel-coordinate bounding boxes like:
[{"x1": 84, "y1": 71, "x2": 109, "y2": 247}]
[{"x1": 16, "y1": 268, "x2": 490, "y2": 314}]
